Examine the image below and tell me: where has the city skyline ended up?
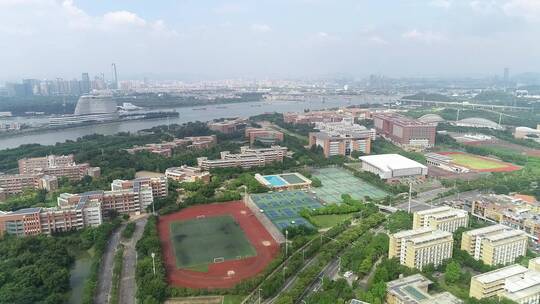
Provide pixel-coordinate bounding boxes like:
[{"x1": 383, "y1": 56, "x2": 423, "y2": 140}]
[{"x1": 1, "y1": 0, "x2": 540, "y2": 82}]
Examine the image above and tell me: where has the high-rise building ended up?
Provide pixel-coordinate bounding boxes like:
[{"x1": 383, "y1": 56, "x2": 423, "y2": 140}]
[
  {"x1": 503, "y1": 67, "x2": 510, "y2": 84},
  {"x1": 81, "y1": 73, "x2": 91, "y2": 94},
  {"x1": 389, "y1": 227, "x2": 453, "y2": 270},
  {"x1": 413, "y1": 206, "x2": 469, "y2": 233},
  {"x1": 461, "y1": 225, "x2": 528, "y2": 266}
]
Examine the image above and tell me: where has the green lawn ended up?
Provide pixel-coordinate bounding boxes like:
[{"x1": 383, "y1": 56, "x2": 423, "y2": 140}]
[
  {"x1": 450, "y1": 153, "x2": 507, "y2": 170},
  {"x1": 223, "y1": 295, "x2": 247, "y2": 304},
  {"x1": 169, "y1": 215, "x2": 256, "y2": 270},
  {"x1": 310, "y1": 214, "x2": 354, "y2": 228}
]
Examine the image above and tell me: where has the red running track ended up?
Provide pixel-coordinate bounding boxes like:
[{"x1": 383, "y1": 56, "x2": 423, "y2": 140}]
[{"x1": 158, "y1": 201, "x2": 280, "y2": 289}]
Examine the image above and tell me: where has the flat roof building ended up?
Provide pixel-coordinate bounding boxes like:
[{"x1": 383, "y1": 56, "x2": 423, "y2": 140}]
[
  {"x1": 359, "y1": 154, "x2": 428, "y2": 181},
  {"x1": 165, "y1": 166, "x2": 211, "y2": 183},
  {"x1": 387, "y1": 274, "x2": 463, "y2": 304},
  {"x1": 309, "y1": 118, "x2": 375, "y2": 157},
  {"x1": 413, "y1": 206, "x2": 469, "y2": 233},
  {"x1": 461, "y1": 225, "x2": 528, "y2": 266},
  {"x1": 470, "y1": 264, "x2": 529, "y2": 300},
  {"x1": 389, "y1": 228, "x2": 453, "y2": 270},
  {"x1": 245, "y1": 128, "x2": 284, "y2": 145},
  {"x1": 208, "y1": 118, "x2": 247, "y2": 134},
  {"x1": 373, "y1": 113, "x2": 436, "y2": 149},
  {"x1": 197, "y1": 146, "x2": 287, "y2": 170}
]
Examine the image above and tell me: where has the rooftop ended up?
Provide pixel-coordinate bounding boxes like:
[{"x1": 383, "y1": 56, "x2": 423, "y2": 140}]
[
  {"x1": 359, "y1": 154, "x2": 427, "y2": 172},
  {"x1": 474, "y1": 264, "x2": 528, "y2": 284}
]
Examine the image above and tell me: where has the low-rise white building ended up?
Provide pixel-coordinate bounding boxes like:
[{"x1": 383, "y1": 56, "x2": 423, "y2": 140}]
[{"x1": 359, "y1": 154, "x2": 428, "y2": 180}]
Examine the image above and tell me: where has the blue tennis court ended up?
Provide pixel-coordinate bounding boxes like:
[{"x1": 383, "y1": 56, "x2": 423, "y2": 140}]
[{"x1": 250, "y1": 190, "x2": 322, "y2": 230}]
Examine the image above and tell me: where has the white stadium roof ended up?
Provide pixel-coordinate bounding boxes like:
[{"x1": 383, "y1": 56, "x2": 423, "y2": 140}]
[{"x1": 359, "y1": 154, "x2": 427, "y2": 173}]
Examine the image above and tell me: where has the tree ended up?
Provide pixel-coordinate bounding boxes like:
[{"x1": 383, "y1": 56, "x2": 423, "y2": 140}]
[{"x1": 444, "y1": 261, "x2": 461, "y2": 283}]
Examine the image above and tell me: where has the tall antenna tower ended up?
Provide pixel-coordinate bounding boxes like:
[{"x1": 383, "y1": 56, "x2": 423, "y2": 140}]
[{"x1": 111, "y1": 63, "x2": 118, "y2": 89}]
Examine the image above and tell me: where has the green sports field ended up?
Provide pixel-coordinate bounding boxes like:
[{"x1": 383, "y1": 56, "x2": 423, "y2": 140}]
[
  {"x1": 169, "y1": 215, "x2": 256, "y2": 270},
  {"x1": 448, "y1": 153, "x2": 507, "y2": 170}
]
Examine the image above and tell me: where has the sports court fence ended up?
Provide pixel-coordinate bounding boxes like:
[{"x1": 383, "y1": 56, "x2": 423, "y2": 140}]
[{"x1": 244, "y1": 196, "x2": 285, "y2": 244}]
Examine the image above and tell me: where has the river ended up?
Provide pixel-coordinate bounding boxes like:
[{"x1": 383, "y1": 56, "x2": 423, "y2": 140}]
[{"x1": 0, "y1": 95, "x2": 397, "y2": 150}]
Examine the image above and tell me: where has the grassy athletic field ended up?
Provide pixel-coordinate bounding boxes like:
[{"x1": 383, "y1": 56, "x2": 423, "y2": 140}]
[
  {"x1": 449, "y1": 153, "x2": 507, "y2": 170},
  {"x1": 169, "y1": 215, "x2": 256, "y2": 270},
  {"x1": 310, "y1": 214, "x2": 354, "y2": 228}
]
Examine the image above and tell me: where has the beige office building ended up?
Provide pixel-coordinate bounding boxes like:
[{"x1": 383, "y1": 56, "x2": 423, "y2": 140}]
[
  {"x1": 470, "y1": 264, "x2": 540, "y2": 303},
  {"x1": 461, "y1": 225, "x2": 528, "y2": 266},
  {"x1": 389, "y1": 227, "x2": 453, "y2": 270},
  {"x1": 413, "y1": 206, "x2": 469, "y2": 233}
]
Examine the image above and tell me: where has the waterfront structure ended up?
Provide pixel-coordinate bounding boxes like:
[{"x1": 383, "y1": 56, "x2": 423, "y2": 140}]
[
  {"x1": 283, "y1": 110, "x2": 346, "y2": 124},
  {"x1": 165, "y1": 166, "x2": 211, "y2": 183},
  {"x1": 470, "y1": 264, "x2": 540, "y2": 303},
  {"x1": 208, "y1": 118, "x2": 247, "y2": 134},
  {"x1": 18, "y1": 154, "x2": 100, "y2": 181},
  {"x1": 0, "y1": 121, "x2": 21, "y2": 132},
  {"x1": 0, "y1": 174, "x2": 58, "y2": 196},
  {"x1": 308, "y1": 118, "x2": 375, "y2": 157},
  {"x1": 425, "y1": 153, "x2": 470, "y2": 173},
  {"x1": 461, "y1": 225, "x2": 528, "y2": 266},
  {"x1": 373, "y1": 113, "x2": 436, "y2": 149},
  {"x1": 386, "y1": 274, "x2": 463, "y2": 304},
  {"x1": 197, "y1": 146, "x2": 288, "y2": 170},
  {"x1": 358, "y1": 154, "x2": 428, "y2": 181},
  {"x1": 49, "y1": 95, "x2": 119, "y2": 126},
  {"x1": 471, "y1": 194, "x2": 540, "y2": 240},
  {"x1": 126, "y1": 135, "x2": 217, "y2": 157},
  {"x1": 389, "y1": 228, "x2": 453, "y2": 270},
  {"x1": 413, "y1": 206, "x2": 469, "y2": 233},
  {"x1": 254, "y1": 173, "x2": 311, "y2": 190},
  {"x1": 245, "y1": 128, "x2": 284, "y2": 145}
]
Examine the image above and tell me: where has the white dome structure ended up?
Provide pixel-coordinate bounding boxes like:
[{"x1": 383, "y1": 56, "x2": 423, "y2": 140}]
[
  {"x1": 418, "y1": 114, "x2": 445, "y2": 123},
  {"x1": 456, "y1": 117, "x2": 502, "y2": 130},
  {"x1": 74, "y1": 95, "x2": 117, "y2": 115}
]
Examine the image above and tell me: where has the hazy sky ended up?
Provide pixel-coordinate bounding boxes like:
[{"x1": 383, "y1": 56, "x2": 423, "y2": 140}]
[{"x1": 1, "y1": 0, "x2": 539, "y2": 81}]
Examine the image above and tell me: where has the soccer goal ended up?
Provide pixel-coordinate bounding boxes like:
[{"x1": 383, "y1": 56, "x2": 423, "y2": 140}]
[
  {"x1": 213, "y1": 257, "x2": 225, "y2": 263},
  {"x1": 196, "y1": 215, "x2": 206, "y2": 219}
]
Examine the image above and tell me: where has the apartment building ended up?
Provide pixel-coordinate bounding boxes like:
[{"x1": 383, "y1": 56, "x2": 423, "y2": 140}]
[
  {"x1": 308, "y1": 118, "x2": 375, "y2": 157},
  {"x1": 0, "y1": 199, "x2": 102, "y2": 237},
  {"x1": 197, "y1": 146, "x2": 288, "y2": 170},
  {"x1": 165, "y1": 166, "x2": 211, "y2": 183},
  {"x1": 18, "y1": 154, "x2": 100, "y2": 181},
  {"x1": 471, "y1": 194, "x2": 540, "y2": 240},
  {"x1": 111, "y1": 176, "x2": 168, "y2": 201},
  {"x1": 125, "y1": 135, "x2": 217, "y2": 157},
  {"x1": 386, "y1": 274, "x2": 463, "y2": 304},
  {"x1": 208, "y1": 118, "x2": 247, "y2": 134},
  {"x1": 413, "y1": 206, "x2": 469, "y2": 233},
  {"x1": 373, "y1": 113, "x2": 436, "y2": 149},
  {"x1": 461, "y1": 225, "x2": 528, "y2": 266},
  {"x1": 470, "y1": 263, "x2": 540, "y2": 303},
  {"x1": 389, "y1": 228, "x2": 453, "y2": 270},
  {"x1": 245, "y1": 128, "x2": 284, "y2": 145},
  {"x1": 0, "y1": 173, "x2": 58, "y2": 196}
]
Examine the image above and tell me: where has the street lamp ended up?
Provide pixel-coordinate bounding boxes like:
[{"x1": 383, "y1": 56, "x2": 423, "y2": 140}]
[
  {"x1": 258, "y1": 288, "x2": 262, "y2": 304},
  {"x1": 151, "y1": 252, "x2": 156, "y2": 276},
  {"x1": 285, "y1": 230, "x2": 289, "y2": 257}
]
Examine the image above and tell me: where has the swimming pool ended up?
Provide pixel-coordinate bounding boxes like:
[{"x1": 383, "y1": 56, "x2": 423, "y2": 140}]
[{"x1": 263, "y1": 175, "x2": 288, "y2": 187}]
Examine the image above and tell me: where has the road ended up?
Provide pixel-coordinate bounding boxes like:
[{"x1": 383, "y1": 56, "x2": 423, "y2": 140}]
[
  {"x1": 95, "y1": 223, "x2": 125, "y2": 304},
  {"x1": 118, "y1": 216, "x2": 149, "y2": 304}
]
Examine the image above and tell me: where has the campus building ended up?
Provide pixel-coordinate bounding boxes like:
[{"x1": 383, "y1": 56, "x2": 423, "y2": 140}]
[
  {"x1": 471, "y1": 194, "x2": 540, "y2": 241},
  {"x1": 110, "y1": 176, "x2": 168, "y2": 200},
  {"x1": 359, "y1": 154, "x2": 428, "y2": 181},
  {"x1": 126, "y1": 135, "x2": 217, "y2": 157},
  {"x1": 308, "y1": 118, "x2": 375, "y2": 157},
  {"x1": 18, "y1": 154, "x2": 100, "y2": 181},
  {"x1": 165, "y1": 166, "x2": 211, "y2": 183},
  {"x1": 461, "y1": 225, "x2": 528, "y2": 266},
  {"x1": 470, "y1": 264, "x2": 540, "y2": 303},
  {"x1": 373, "y1": 113, "x2": 436, "y2": 149},
  {"x1": 245, "y1": 128, "x2": 284, "y2": 145},
  {"x1": 197, "y1": 146, "x2": 288, "y2": 170},
  {"x1": 515, "y1": 126, "x2": 540, "y2": 143},
  {"x1": 389, "y1": 228, "x2": 453, "y2": 270},
  {"x1": 207, "y1": 118, "x2": 247, "y2": 134},
  {"x1": 413, "y1": 206, "x2": 469, "y2": 233},
  {"x1": 283, "y1": 110, "x2": 346, "y2": 125},
  {"x1": 386, "y1": 274, "x2": 463, "y2": 304},
  {"x1": 0, "y1": 198, "x2": 103, "y2": 236}
]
